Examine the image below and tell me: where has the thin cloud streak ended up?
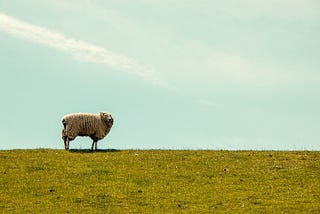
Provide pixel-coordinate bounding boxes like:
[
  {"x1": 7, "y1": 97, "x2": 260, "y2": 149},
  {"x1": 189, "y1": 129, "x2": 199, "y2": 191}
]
[{"x1": 0, "y1": 13, "x2": 162, "y2": 85}]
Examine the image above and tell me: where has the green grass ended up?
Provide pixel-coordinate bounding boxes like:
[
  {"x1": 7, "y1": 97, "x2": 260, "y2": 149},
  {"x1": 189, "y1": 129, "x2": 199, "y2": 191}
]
[{"x1": 0, "y1": 149, "x2": 320, "y2": 213}]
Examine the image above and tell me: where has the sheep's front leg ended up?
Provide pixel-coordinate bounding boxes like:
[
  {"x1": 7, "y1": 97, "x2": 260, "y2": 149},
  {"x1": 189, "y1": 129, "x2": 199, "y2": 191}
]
[{"x1": 91, "y1": 141, "x2": 97, "y2": 151}]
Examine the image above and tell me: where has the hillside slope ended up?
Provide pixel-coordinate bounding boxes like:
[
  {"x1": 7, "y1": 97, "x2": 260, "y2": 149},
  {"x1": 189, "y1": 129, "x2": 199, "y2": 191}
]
[{"x1": 0, "y1": 149, "x2": 319, "y2": 213}]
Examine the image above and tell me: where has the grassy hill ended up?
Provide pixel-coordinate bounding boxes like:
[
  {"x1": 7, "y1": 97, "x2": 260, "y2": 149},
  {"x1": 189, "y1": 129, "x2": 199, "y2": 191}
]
[{"x1": 0, "y1": 149, "x2": 319, "y2": 213}]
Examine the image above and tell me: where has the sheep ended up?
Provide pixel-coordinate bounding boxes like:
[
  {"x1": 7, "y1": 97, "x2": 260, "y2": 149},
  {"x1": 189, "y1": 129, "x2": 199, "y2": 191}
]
[{"x1": 61, "y1": 112, "x2": 114, "y2": 151}]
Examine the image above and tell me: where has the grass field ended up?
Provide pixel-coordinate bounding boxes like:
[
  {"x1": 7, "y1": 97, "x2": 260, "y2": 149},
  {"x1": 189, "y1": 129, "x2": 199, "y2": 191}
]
[{"x1": 0, "y1": 149, "x2": 320, "y2": 213}]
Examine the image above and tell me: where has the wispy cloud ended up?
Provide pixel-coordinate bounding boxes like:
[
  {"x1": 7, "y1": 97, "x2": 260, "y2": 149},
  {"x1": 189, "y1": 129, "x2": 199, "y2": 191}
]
[{"x1": 0, "y1": 13, "x2": 162, "y2": 85}]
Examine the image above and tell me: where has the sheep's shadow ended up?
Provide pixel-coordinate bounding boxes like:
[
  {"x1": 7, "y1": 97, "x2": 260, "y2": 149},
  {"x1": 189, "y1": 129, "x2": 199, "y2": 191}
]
[{"x1": 68, "y1": 149, "x2": 120, "y2": 153}]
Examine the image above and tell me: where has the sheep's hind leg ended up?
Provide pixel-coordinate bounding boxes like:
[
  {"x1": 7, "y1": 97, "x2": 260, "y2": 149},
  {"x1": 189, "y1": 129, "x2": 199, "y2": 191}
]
[
  {"x1": 62, "y1": 129, "x2": 68, "y2": 150},
  {"x1": 64, "y1": 139, "x2": 67, "y2": 150},
  {"x1": 63, "y1": 136, "x2": 68, "y2": 150},
  {"x1": 65, "y1": 138, "x2": 70, "y2": 150}
]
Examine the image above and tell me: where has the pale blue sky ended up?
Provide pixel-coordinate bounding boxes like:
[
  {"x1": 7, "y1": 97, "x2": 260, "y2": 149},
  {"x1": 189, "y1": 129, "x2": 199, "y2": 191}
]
[{"x1": 0, "y1": 0, "x2": 319, "y2": 150}]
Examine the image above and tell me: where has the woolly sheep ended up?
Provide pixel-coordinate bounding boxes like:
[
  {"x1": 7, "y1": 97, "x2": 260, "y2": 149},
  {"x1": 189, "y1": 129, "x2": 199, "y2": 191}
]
[{"x1": 61, "y1": 112, "x2": 114, "y2": 150}]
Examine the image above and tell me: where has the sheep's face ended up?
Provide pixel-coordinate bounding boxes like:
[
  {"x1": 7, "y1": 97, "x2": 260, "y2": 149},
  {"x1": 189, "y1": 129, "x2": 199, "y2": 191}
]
[{"x1": 100, "y1": 112, "x2": 114, "y2": 125}]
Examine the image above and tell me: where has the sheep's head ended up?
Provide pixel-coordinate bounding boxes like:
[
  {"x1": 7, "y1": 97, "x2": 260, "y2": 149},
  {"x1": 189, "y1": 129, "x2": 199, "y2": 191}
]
[{"x1": 100, "y1": 112, "x2": 114, "y2": 126}]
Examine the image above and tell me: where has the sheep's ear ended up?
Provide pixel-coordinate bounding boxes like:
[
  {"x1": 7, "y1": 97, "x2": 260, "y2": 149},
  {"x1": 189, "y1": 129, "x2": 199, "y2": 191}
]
[{"x1": 100, "y1": 112, "x2": 104, "y2": 117}]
